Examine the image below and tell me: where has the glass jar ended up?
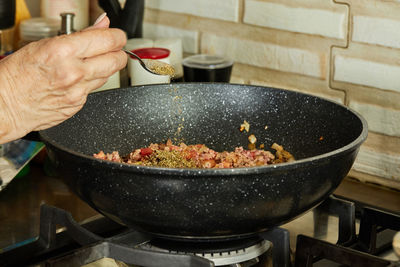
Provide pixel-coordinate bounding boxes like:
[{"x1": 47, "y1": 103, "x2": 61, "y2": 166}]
[{"x1": 19, "y1": 17, "x2": 59, "y2": 48}]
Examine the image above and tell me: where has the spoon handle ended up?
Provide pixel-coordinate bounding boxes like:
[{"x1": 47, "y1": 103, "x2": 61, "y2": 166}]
[{"x1": 122, "y1": 49, "x2": 156, "y2": 75}]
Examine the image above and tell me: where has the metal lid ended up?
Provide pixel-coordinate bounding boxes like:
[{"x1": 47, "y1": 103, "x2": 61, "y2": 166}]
[
  {"x1": 59, "y1": 13, "x2": 76, "y2": 35},
  {"x1": 131, "y1": 47, "x2": 170, "y2": 60},
  {"x1": 182, "y1": 54, "x2": 233, "y2": 69}
]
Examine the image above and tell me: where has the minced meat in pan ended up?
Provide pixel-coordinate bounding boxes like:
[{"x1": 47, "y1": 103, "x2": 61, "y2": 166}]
[{"x1": 93, "y1": 139, "x2": 294, "y2": 168}]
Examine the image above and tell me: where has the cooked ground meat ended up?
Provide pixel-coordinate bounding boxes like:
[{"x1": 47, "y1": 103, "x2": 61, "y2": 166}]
[
  {"x1": 94, "y1": 140, "x2": 294, "y2": 168},
  {"x1": 93, "y1": 140, "x2": 294, "y2": 168}
]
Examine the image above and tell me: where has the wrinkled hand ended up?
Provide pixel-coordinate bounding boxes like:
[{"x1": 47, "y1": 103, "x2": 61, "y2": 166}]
[{"x1": 0, "y1": 16, "x2": 127, "y2": 143}]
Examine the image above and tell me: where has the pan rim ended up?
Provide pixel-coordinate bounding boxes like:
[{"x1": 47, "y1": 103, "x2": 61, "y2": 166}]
[{"x1": 40, "y1": 83, "x2": 368, "y2": 176}]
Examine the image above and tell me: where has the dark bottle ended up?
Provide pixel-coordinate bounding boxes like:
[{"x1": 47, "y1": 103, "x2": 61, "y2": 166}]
[
  {"x1": 182, "y1": 54, "x2": 233, "y2": 83},
  {"x1": 0, "y1": 0, "x2": 16, "y2": 56}
]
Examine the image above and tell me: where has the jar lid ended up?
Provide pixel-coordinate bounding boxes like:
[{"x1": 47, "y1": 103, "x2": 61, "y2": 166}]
[
  {"x1": 20, "y1": 18, "x2": 60, "y2": 40},
  {"x1": 131, "y1": 47, "x2": 170, "y2": 60},
  {"x1": 182, "y1": 54, "x2": 233, "y2": 69}
]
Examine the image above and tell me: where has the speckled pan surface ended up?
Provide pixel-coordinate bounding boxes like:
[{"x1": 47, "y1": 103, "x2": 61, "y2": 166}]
[{"x1": 40, "y1": 83, "x2": 367, "y2": 239}]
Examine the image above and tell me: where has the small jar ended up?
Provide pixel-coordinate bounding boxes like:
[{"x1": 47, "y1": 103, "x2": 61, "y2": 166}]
[
  {"x1": 19, "y1": 18, "x2": 59, "y2": 48},
  {"x1": 182, "y1": 54, "x2": 233, "y2": 82},
  {"x1": 129, "y1": 47, "x2": 171, "y2": 86}
]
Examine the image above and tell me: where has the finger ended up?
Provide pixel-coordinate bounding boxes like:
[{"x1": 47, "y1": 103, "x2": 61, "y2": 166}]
[
  {"x1": 88, "y1": 77, "x2": 109, "y2": 93},
  {"x1": 81, "y1": 50, "x2": 127, "y2": 80},
  {"x1": 67, "y1": 28, "x2": 127, "y2": 59},
  {"x1": 82, "y1": 13, "x2": 110, "y2": 31}
]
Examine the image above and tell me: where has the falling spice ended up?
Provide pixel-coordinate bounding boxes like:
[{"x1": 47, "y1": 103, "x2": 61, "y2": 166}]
[{"x1": 169, "y1": 86, "x2": 185, "y2": 144}]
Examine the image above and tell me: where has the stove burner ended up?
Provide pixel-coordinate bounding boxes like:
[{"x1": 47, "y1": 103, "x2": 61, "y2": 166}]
[
  {"x1": 142, "y1": 236, "x2": 271, "y2": 266},
  {"x1": 149, "y1": 235, "x2": 264, "y2": 253}
]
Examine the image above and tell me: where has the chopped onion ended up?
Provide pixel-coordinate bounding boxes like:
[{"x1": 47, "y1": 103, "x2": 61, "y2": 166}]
[
  {"x1": 248, "y1": 134, "x2": 257, "y2": 144},
  {"x1": 240, "y1": 120, "x2": 250, "y2": 132}
]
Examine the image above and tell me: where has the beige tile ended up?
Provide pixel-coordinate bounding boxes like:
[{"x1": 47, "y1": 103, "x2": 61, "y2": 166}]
[
  {"x1": 353, "y1": 146, "x2": 400, "y2": 181},
  {"x1": 143, "y1": 7, "x2": 346, "y2": 57},
  {"x1": 230, "y1": 76, "x2": 247, "y2": 84},
  {"x1": 349, "y1": 169, "x2": 400, "y2": 191},
  {"x1": 363, "y1": 132, "x2": 400, "y2": 155},
  {"x1": 231, "y1": 63, "x2": 344, "y2": 104},
  {"x1": 201, "y1": 33, "x2": 325, "y2": 78},
  {"x1": 244, "y1": 0, "x2": 347, "y2": 39},
  {"x1": 330, "y1": 44, "x2": 400, "y2": 108},
  {"x1": 349, "y1": 101, "x2": 400, "y2": 137},
  {"x1": 145, "y1": 0, "x2": 240, "y2": 22},
  {"x1": 353, "y1": 15, "x2": 400, "y2": 48},
  {"x1": 143, "y1": 22, "x2": 199, "y2": 53},
  {"x1": 333, "y1": 55, "x2": 400, "y2": 93}
]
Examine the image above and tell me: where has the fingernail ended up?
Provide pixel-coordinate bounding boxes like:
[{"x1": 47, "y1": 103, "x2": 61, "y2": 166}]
[{"x1": 94, "y1": 12, "x2": 107, "y2": 26}]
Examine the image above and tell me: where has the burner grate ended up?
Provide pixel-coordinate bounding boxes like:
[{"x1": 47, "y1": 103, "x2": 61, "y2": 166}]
[
  {"x1": 45, "y1": 241, "x2": 213, "y2": 267},
  {"x1": 295, "y1": 235, "x2": 394, "y2": 267},
  {"x1": 295, "y1": 196, "x2": 400, "y2": 266}
]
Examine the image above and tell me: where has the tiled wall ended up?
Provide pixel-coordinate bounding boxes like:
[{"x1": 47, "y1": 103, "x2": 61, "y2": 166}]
[{"x1": 139, "y1": 0, "x2": 400, "y2": 188}]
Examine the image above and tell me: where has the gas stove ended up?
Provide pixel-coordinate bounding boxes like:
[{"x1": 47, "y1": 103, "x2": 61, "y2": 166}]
[{"x1": 1, "y1": 195, "x2": 400, "y2": 266}]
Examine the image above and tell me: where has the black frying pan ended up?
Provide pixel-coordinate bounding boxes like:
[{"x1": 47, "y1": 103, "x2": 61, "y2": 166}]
[{"x1": 39, "y1": 83, "x2": 367, "y2": 240}]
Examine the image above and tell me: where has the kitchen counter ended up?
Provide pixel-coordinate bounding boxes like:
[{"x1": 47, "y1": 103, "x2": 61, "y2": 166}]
[{"x1": 1, "y1": 162, "x2": 400, "y2": 250}]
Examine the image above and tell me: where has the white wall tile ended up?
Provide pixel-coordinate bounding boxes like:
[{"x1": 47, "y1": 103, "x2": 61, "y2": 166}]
[
  {"x1": 202, "y1": 34, "x2": 324, "y2": 78},
  {"x1": 334, "y1": 56, "x2": 400, "y2": 93},
  {"x1": 353, "y1": 16, "x2": 400, "y2": 49},
  {"x1": 244, "y1": 0, "x2": 347, "y2": 39},
  {"x1": 349, "y1": 101, "x2": 400, "y2": 137},
  {"x1": 143, "y1": 23, "x2": 199, "y2": 53},
  {"x1": 353, "y1": 146, "x2": 400, "y2": 180},
  {"x1": 146, "y1": 0, "x2": 239, "y2": 22}
]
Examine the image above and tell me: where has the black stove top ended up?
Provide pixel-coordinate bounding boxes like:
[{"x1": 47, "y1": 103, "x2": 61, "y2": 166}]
[{"x1": 1, "y1": 195, "x2": 400, "y2": 267}]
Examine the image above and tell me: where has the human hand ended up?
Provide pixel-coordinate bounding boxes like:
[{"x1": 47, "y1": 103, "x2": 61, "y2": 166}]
[{"x1": 0, "y1": 15, "x2": 127, "y2": 143}]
